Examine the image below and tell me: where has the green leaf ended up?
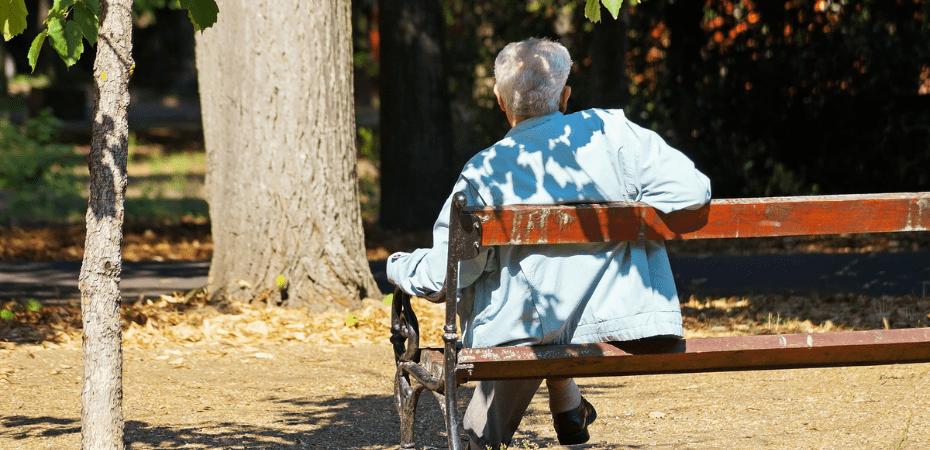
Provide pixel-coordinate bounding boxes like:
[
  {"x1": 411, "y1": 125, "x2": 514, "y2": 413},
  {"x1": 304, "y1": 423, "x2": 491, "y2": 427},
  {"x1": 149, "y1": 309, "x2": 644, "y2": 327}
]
[
  {"x1": 28, "y1": 30, "x2": 48, "y2": 72},
  {"x1": 601, "y1": 0, "x2": 623, "y2": 20},
  {"x1": 48, "y1": 18, "x2": 84, "y2": 67},
  {"x1": 73, "y1": 1, "x2": 97, "y2": 45},
  {"x1": 47, "y1": 17, "x2": 65, "y2": 44},
  {"x1": 49, "y1": 0, "x2": 75, "y2": 19},
  {"x1": 0, "y1": 309, "x2": 14, "y2": 320},
  {"x1": 584, "y1": 0, "x2": 601, "y2": 23},
  {"x1": 1, "y1": 0, "x2": 29, "y2": 41},
  {"x1": 382, "y1": 293, "x2": 393, "y2": 306},
  {"x1": 179, "y1": 0, "x2": 218, "y2": 31},
  {"x1": 81, "y1": 0, "x2": 100, "y2": 16}
]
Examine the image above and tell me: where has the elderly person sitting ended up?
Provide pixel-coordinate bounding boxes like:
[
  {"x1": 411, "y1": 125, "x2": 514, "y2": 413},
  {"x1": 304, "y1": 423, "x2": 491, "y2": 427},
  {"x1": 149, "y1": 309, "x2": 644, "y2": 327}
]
[{"x1": 387, "y1": 38, "x2": 711, "y2": 449}]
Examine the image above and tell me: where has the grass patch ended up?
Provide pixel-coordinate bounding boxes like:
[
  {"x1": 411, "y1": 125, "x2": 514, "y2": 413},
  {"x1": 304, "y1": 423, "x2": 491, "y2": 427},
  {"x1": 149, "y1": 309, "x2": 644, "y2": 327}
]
[
  {"x1": 0, "y1": 111, "x2": 84, "y2": 224},
  {"x1": 2, "y1": 131, "x2": 209, "y2": 224}
]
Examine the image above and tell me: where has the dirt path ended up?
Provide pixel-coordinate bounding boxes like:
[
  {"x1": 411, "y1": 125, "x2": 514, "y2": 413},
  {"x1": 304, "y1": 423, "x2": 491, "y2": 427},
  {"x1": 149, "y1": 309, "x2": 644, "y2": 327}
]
[{"x1": 2, "y1": 339, "x2": 928, "y2": 449}]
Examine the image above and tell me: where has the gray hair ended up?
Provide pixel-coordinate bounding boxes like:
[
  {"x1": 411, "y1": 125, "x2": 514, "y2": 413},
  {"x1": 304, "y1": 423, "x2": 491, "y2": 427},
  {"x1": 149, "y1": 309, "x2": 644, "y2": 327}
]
[{"x1": 494, "y1": 38, "x2": 572, "y2": 120}]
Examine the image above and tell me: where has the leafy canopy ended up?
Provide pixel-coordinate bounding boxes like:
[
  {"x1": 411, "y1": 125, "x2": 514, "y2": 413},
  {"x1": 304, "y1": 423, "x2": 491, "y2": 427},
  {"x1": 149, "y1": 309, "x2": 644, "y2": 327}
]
[{"x1": 0, "y1": 0, "x2": 218, "y2": 70}]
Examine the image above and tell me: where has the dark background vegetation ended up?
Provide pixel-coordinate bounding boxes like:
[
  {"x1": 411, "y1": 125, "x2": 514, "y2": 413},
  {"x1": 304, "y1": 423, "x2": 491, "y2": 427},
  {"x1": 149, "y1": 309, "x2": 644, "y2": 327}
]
[
  {"x1": 2, "y1": 0, "x2": 929, "y2": 229},
  {"x1": 362, "y1": 0, "x2": 930, "y2": 229}
]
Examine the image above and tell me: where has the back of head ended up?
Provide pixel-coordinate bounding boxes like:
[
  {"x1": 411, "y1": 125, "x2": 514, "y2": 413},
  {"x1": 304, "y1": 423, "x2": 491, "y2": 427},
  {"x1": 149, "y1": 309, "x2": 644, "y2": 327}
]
[{"x1": 494, "y1": 38, "x2": 572, "y2": 120}]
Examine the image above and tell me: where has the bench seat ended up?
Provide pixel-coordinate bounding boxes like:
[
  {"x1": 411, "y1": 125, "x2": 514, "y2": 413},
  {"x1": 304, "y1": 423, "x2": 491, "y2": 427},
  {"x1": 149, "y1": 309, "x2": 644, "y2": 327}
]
[{"x1": 419, "y1": 328, "x2": 930, "y2": 383}]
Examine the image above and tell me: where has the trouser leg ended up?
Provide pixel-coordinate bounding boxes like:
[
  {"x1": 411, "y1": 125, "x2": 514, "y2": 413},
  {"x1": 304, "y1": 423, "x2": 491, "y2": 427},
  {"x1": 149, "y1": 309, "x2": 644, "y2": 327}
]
[{"x1": 463, "y1": 378, "x2": 542, "y2": 450}]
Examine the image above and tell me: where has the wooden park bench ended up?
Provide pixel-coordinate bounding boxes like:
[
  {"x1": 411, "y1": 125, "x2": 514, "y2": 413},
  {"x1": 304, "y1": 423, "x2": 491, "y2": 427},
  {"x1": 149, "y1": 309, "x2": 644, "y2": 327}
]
[{"x1": 389, "y1": 192, "x2": 930, "y2": 450}]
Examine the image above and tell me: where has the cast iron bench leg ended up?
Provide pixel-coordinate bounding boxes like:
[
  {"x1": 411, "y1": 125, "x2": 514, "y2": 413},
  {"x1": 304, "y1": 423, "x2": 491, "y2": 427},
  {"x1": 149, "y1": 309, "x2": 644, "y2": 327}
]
[{"x1": 395, "y1": 370, "x2": 427, "y2": 449}]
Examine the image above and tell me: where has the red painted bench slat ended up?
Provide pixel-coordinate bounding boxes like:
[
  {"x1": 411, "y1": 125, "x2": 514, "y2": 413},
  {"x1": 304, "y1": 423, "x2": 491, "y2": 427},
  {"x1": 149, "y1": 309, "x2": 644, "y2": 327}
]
[{"x1": 471, "y1": 192, "x2": 930, "y2": 246}]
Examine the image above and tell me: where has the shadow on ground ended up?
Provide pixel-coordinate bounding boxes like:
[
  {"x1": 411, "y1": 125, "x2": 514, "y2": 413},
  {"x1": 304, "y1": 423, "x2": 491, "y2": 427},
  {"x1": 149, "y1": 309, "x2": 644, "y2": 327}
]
[
  {"x1": 1, "y1": 392, "x2": 462, "y2": 449},
  {"x1": 1, "y1": 415, "x2": 80, "y2": 440}
]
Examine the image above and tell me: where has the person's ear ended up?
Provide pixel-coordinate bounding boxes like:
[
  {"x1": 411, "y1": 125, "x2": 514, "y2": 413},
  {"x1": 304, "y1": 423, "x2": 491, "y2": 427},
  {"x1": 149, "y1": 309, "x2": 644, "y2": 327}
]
[
  {"x1": 494, "y1": 84, "x2": 507, "y2": 112},
  {"x1": 559, "y1": 86, "x2": 571, "y2": 113}
]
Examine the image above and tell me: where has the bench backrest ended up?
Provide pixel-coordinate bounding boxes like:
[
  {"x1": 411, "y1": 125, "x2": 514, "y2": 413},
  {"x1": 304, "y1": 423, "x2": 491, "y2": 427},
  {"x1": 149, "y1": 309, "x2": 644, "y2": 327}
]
[
  {"x1": 444, "y1": 192, "x2": 929, "y2": 302},
  {"x1": 459, "y1": 193, "x2": 930, "y2": 248}
]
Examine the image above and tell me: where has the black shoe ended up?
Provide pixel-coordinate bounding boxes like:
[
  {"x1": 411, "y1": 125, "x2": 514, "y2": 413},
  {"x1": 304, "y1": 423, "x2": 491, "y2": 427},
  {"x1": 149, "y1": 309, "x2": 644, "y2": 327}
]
[{"x1": 552, "y1": 397, "x2": 597, "y2": 445}]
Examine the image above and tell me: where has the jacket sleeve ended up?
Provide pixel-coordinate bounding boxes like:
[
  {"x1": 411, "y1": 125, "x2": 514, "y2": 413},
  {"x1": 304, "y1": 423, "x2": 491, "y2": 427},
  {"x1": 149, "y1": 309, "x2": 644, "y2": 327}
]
[
  {"x1": 386, "y1": 177, "x2": 490, "y2": 297},
  {"x1": 626, "y1": 120, "x2": 712, "y2": 213}
]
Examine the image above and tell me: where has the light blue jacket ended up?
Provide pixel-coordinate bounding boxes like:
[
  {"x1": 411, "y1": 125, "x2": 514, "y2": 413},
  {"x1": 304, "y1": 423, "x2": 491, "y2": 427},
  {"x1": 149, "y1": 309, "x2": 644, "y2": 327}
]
[{"x1": 387, "y1": 109, "x2": 711, "y2": 348}]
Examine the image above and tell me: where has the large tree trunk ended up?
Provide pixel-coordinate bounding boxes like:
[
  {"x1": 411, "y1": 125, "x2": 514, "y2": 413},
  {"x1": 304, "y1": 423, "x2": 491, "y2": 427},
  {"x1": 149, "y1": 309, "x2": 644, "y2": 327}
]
[
  {"x1": 195, "y1": 0, "x2": 380, "y2": 311},
  {"x1": 378, "y1": 0, "x2": 455, "y2": 230},
  {"x1": 78, "y1": 0, "x2": 133, "y2": 448}
]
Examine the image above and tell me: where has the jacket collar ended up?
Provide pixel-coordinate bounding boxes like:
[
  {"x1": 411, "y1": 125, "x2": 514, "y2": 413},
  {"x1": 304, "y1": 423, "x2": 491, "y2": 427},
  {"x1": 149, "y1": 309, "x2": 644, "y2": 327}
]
[{"x1": 505, "y1": 111, "x2": 564, "y2": 137}]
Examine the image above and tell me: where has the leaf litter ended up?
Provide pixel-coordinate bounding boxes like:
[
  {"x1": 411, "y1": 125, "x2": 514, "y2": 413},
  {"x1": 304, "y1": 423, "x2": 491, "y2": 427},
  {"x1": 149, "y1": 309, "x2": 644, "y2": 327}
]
[
  {"x1": 0, "y1": 292, "x2": 447, "y2": 350},
  {"x1": 2, "y1": 290, "x2": 928, "y2": 350}
]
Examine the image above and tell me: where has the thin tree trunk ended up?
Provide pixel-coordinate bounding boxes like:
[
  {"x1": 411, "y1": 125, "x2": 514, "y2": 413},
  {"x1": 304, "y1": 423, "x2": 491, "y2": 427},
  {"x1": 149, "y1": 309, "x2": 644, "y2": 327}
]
[
  {"x1": 196, "y1": 0, "x2": 380, "y2": 311},
  {"x1": 79, "y1": 0, "x2": 133, "y2": 448}
]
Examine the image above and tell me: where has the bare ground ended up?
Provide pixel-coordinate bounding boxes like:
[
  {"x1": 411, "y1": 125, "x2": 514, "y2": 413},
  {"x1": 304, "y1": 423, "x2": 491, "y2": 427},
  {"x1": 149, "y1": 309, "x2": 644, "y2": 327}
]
[
  {"x1": 2, "y1": 341, "x2": 928, "y2": 449},
  {"x1": 2, "y1": 293, "x2": 929, "y2": 449}
]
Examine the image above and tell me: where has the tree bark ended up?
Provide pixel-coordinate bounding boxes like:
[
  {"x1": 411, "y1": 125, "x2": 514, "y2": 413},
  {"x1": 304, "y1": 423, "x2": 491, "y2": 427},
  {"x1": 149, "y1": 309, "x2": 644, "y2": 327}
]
[
  {"x1": 79, "y1": 0, "x2": 133, "y2": 448},
  {"x1": 378, "y1": 0, "x2": 455, "y2": 230},
  {"x1": 195, "y1": 0, "x2": 380, "y2": 311}
]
